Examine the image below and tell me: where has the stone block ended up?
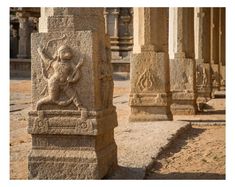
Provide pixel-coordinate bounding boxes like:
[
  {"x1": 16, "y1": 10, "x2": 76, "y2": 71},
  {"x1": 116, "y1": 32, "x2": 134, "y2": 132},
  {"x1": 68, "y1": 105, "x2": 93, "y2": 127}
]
[
  {"x1": 170, "y1": 58, "x2": 197, "y2": 115},
  {"x1": 211, "y1": 64, "x2": 221, "y2": 96},
  {"x1": 196, "y1": 61, "x2": 212, "y2": 100},
  {"x1": 129, "y1": 51, "x2": 172, "y2": 121}
]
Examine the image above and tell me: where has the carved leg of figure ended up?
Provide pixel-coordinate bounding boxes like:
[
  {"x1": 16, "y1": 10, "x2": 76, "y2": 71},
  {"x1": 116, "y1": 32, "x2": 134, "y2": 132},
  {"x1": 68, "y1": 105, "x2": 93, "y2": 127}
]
[
  {"x1": 64, "y1": 86, "x2": 82, "y2": 109},
  {"x1": 36, "y1": 96, "x2": 53, "y2": 110}
]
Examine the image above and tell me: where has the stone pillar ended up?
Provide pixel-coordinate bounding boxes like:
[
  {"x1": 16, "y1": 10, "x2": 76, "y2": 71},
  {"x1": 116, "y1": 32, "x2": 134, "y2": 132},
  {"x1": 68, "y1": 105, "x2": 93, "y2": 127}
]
[
  {"x1": 170, "y1": 8, "x2": 197, "y2": 115},
  {"x1": 194, "y1": 8, "x2": 212, "y2": 104},
  {"x1": 219, "y1": 8, "x2": 225, "y2": 90},
  {"x1": 111, "y1": 8, "x2": 121, "y2": 59},
  {"x1": 10, "y1": 24, "x2": 19, "y2": 58},
  {"x1": 129, "y1": 8, "x2": 172, "y2": 121},
  {"x1": 210, "y1": 8, "x2": 221, "y2": 96},
  {"x1": 28, "y1": 8, "x2": 118, "y2": 179},
  {"x1": 104, "y1": 8, "x2": 108, "y2": 34},
  {"x1": 113, "y1": 8, "x2": 119, "y2": 37},
  {"x1": 16, "y1": 11, "x2": 31, "y2": 58}
]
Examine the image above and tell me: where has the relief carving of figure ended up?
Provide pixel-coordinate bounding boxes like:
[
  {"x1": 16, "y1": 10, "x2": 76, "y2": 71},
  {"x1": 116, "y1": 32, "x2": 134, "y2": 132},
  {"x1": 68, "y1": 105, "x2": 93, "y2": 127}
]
[{"x1": 36, "y1": 43, "x2": 85, "y2": 111}]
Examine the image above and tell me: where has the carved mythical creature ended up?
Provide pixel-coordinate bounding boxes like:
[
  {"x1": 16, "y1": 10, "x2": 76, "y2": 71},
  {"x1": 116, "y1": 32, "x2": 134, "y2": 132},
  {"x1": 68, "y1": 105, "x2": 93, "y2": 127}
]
[{"x1": 36, "y1": 44, "x2": 84, "y2": 111}]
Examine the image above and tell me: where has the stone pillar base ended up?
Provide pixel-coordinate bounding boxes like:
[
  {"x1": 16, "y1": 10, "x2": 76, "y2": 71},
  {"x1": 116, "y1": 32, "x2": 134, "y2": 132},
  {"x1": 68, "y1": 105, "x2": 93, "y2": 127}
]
[
  {"x1": 129, "y1": 51, "x2": 172, "y2": 121},
  {"x1": 171, "y1": 92, "x2": 197, "y2": 115},
  {"x1": 170, "y1": 102, "x2": 197, "y2": 115},
  {"x1": 129, "y1": 92, "x2": 172, "y2": 121},
  {"x1": 170, "y1": 58, "x2": 197, "y2": 115},
  {"x1": 28, "y1": 109, "x2": 118, "y2": 179},
  {"x1": 129, "y1": 106, "x2": 172, "y2": 122},
  {"x1": 195, "y1": 61, "x2": 212, "y2": 103},
  {"x1": 28, "y1": 143, "x2": 117, "y2": 179},
  {"x1": 211, "y1": 64, "x2": 221, "y2": 97}
]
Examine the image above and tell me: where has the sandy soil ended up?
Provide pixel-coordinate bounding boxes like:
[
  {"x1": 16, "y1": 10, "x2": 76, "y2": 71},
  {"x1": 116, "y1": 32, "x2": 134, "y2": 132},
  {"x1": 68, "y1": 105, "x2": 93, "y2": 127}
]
[
  {"x1": 145, "y1": 125, "x2": 225, "y2": 179},
  {"x1": 10, "y1": 80, "x2": 31, "y2": 93}
]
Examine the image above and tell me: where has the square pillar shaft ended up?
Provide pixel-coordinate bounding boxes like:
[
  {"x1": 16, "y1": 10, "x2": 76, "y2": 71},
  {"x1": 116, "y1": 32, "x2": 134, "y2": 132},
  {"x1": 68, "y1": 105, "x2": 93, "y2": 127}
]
[
  {"x1": 219, "y1": 8, "x2": 226, "y2": 90},
  {"x1": 210, "y1": 8, "x2": 221, "y2": 94},
  {"x1": 195, "y1": 8, "x2": 212, "y2": 101}
]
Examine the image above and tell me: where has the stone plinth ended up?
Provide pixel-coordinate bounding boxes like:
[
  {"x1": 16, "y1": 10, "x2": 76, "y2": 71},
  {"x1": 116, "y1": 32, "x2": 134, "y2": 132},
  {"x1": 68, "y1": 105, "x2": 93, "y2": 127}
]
[
  {"x1": 28, "y1": 109, "x2": 117, "y2": 179},
  {"x1": 170, "y1": 58, "x2": 197, "y2": 115},
  {"x1": 196, "y1": 61, "x2": 211, "y2": 101},
  {"x1": 129, "y1": 51, "x2": 172, "y2": 121},
  {"x1": 211, "y1": 64, "x2": 221, "y2": 97},
  {"x1": 28, "y1": 9, "x2": 118, "y2": 179}
]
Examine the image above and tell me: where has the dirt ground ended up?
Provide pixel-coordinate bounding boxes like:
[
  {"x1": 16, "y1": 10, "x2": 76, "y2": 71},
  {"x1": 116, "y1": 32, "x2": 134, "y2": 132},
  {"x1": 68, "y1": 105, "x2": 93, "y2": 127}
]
[
  {"x1": 145, "y1": 125, "x2": 225, "y2": 179},
  {"x1": 10, "y1": 79, "x2": 225, "y2": 179}
]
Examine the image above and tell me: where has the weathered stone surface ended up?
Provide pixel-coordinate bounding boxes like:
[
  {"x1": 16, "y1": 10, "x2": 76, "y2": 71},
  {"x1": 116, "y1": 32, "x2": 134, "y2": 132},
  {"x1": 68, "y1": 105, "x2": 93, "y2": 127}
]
[
  {"x1": 169, "y1": 8, "x2": 197, "y2": 115},
  {"x1": 28, "y1": 8, "x2": 118, "y2": 179},
  {"x1": 196, "y1": 62, "x2": 211, "y2": 102},
  {"x1": 194, "y1": 8, "x2": 212, "y2": 105},
  {"x1": 211, "y1": 64, "x2": 221, "y2": 97},
  {"x1": 28, "y1": 109, "x2": 117, "y2": 135},
  {"x1": 170, "y1": 58, "x2": 197, "y2": 115},
  {"x1": 129, "y1": 52, "x2": 172, "y2": 121},
  {"x1": 129, "y1": 8, "x2": 172, "y2": 121}
]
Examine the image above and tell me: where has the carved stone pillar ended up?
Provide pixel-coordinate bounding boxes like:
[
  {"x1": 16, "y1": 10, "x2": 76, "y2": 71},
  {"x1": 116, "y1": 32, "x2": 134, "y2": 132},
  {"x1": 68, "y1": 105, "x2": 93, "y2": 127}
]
[
  {"x1": 28, "y1": 8, "x2": 118, "y2": 179},
  {"x1": 169, "y1": 8, "x2": 197, "y2": 115},
  {"x1": 210, "y1": 8, "x2": 221, "y2": 96},
  {"x1": 16, "y1": 11, "x2": 31, "y2": 58},
  {"x1": 219, "y1": 8, "x2": 225, "y2": 90},
  {"x1": 129, "y1": 8, "x2": 172, "y2": 121},
  {"x1": 194, "y1": 8, "x2": 212, "y2": 104}
]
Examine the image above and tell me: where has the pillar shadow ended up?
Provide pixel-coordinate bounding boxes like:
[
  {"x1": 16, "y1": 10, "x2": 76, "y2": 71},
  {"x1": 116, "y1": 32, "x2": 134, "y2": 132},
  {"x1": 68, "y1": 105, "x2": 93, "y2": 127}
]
[
  {"x1": 145, "y1": 171, "x2": 225, "y2": 179},
  {"x1": 156, "y1": 127, "x2": 206, "y2": 159},
  {"x1": 104, "y1": 165, "x2": 145, "y2": 179}
]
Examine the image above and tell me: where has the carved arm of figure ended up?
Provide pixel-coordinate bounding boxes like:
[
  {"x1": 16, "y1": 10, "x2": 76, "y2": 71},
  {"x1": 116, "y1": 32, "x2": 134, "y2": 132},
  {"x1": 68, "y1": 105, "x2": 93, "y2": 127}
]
[
  {"x1": 37, "y1": 47, "x2": 52, "y2": 64},
  {"x1": 37, "y1": 47, "x2": 53, "y2": 80},
  {"x1": 67, "y1": 54, "x2": 84, "y2": 83}
]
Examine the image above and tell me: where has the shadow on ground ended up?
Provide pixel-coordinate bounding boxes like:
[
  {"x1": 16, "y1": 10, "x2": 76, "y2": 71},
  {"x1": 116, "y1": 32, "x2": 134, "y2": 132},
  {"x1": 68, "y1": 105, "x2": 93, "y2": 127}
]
[
  {"x1": 156, "y1": 127, "x2": 206, "y2": 159},
  {"x1": 105, "y1": 165, "x2": 145, "y2": 179},
  {"x1": 143, "y1": 127, "x2": 225, "y2": 180},
  {"x1": 145, "y1": 172, "x2": 225, "y2": 179},
  {"x1": 199, "y1": 110, "x2": 225, "y2": 115}
]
